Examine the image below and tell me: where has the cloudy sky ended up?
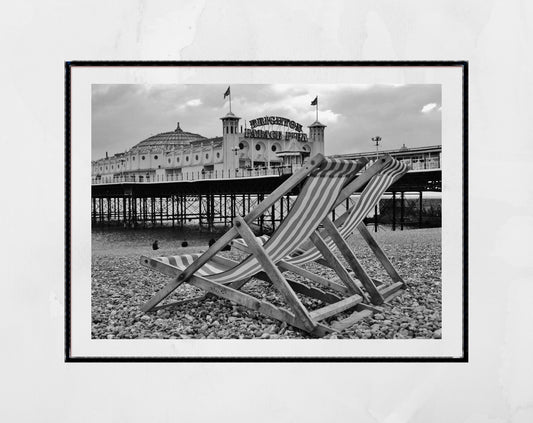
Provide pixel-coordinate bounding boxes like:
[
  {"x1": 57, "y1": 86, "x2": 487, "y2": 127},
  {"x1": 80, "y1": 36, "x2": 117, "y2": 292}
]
[{"x1": 92, "y1": 84, "x2": 441, "y2": 160}]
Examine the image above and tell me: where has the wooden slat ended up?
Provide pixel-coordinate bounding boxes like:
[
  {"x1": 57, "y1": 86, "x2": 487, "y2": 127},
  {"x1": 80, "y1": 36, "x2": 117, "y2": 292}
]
[
  {"x1": 310, "y1": 231, "x2": 367, "y2": 299},
  {"x1": 185, "y1": 274, "x2": 332, "y2": 337},
  {"x1": 284, "y1": 278, "x2": 343, "y2": 304},
  {"x1": 142, "y1": 256, "x2": 333, "y2": 336},
  {"x1": 378, "y1": 281, "x2": 405, "y2": 302},
  {"x1": 278, "y1": 261, "x2": 350, "y2": 295},
  {"x1": 316, "y1": 259, "x2": 385, "y2": 288},
  {"x1": 234, "y1": 216, "x2": 317, "y2": 332},
  {"x1": 230, "y1": 240, "x2": 252, "y2": 254},
  {"x1": 310, "y1": 294, "x2": 363, "y2": 321},
  {"x1": 383, "y1": 289, "x2": 404, "y2": 303},
  {"x1": 321, "y1": 217, "x2": 384, "y2": 305},
  {"x1": 357, "y1": 222, "x2": 405, "y2": 285},
  {"x1": 252, "y1": 267, "x2": 342, "y2": 303}
]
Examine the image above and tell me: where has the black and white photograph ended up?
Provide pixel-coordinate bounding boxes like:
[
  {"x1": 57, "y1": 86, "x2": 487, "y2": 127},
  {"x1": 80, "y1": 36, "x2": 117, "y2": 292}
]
[
  {"x1": 90, "y1": 83, "x2": 444, "y2": 341},
  {"x1": 67, "y1": 63, "x2": 465, "y2": 359}
]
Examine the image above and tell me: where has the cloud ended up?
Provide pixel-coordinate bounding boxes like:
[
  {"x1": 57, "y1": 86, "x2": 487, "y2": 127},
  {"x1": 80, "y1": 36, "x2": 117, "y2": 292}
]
[
  {"x1": 92, "y1": 84, "x2": 441, "y2": 160},
  {"x1": 421, "y1": 103, "x2": 438, "y2": 113},
  {"x1": 185, "y1": 98, "x2": 202, "y2": 107}
]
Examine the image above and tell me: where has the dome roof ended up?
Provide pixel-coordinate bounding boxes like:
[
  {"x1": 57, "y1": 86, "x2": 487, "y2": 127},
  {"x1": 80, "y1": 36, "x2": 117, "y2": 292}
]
[{"x1": 130, "y1": 122, "x2": 206, "y2": 153}]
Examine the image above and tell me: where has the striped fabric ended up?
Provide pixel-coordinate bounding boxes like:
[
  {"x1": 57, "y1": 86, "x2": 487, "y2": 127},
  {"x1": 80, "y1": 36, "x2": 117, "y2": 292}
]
[
  {"x1": 154, "y1": 253, "x2": 229, "y2": 277},
  {"x1": 286, "y1": 158, "x2": 409, "y2": 265},
  {"x1": 232, "y1": 158, "x2": 408, "y2": 264},
  {"x1": 231, "y1": 234, "x2": 270, "y2": 250},
  {"x1": 154, "y1": 158, "x2": 361, "y2": 283},
  {"x1": 228, "y1": 159, "x2": 410, "y2": 261}
]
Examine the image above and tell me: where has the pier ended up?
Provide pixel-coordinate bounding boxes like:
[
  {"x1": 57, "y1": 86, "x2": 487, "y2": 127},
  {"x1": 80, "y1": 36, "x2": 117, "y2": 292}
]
[{"x1": 91, "y1": 146, "x2": 442, "y2": 232}]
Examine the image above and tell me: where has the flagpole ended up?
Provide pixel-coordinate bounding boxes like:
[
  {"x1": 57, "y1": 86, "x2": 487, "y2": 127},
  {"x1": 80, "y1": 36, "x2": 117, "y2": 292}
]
[
  {"x1": 229, "y1": 90, "x2": 232, "y2": 113},
  {"x1": 316, "y1": 100, "x2": 318, "y2": 121}
]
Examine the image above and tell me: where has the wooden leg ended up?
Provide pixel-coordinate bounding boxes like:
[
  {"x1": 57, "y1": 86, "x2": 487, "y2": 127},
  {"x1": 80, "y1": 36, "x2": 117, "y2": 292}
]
[
  {"x1": 227, "y1": 277, "x2": 252, "y2": 290},
  {"x1": 234, "y1": 216, "x2": 317, "y2": 332},
  {"x1": 321, "y1": 217, "x2": 384, "y2": 305},
  {"x1": 278, "y1": 261, "x2": 350, "y2": 295},
  {"x1": 186, "y1": 274, "x2": 332, "y2": 337},
  {"x1": 139, "y1": 256, "x2": 185, "y2": 312},
  {"x1": 142, "y1": 256, "x2": 333, "y2": 336},
  {"x1": 310, "y1": 231, "x2": 369, "y2": 301},
  {"x1": 357, "y1": 222, "x2": 404, "y2": 285}
]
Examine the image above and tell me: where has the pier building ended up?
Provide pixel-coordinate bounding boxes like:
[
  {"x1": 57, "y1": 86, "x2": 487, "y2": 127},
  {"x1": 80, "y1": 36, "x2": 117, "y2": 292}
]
[
  {"x1": 92, "y1": 110, "x2": 325, "y2": 184},
  {"x1": 91, "y1": 101, "x2": 441, "y2": 231}
]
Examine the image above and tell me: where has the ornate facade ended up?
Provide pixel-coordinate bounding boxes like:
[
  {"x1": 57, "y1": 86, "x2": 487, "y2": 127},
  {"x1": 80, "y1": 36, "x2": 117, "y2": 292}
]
[{"x1": 92, "y1": 110, "x2": 325, "y2": 183}]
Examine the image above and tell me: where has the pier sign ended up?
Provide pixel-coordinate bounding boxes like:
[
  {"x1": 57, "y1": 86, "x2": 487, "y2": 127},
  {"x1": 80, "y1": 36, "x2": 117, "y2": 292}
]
[
  {"x1": 244, "y1": 128, "x2": 308, "y2": 141},
  {"x1": 249, "y1": 116, "x2": 304, "y2": 133}
]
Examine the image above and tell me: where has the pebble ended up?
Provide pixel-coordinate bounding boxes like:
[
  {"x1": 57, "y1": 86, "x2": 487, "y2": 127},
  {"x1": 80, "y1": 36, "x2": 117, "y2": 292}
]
[{"x1": 91, "y1": 228, "x2": 442, "y2": 340}]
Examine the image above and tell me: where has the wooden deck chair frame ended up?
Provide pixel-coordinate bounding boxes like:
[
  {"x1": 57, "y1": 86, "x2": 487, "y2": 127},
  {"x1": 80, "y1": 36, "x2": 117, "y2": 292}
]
[
  {"x1": 232, "y1": 156, "x2": 409, "y2": 310},
  {"x1": 139, "y1": 154, "x2": 382, "y2": 337}
]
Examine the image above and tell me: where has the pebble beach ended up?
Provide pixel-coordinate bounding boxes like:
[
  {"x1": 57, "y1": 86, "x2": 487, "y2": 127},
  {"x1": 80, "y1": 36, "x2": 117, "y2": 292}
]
[{"x1": 92, "y1": 226, "x2": 442, "y2": 340}]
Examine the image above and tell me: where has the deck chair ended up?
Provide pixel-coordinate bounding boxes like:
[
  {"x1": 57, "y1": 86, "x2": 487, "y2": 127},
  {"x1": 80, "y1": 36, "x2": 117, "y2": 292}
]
[
  {"x1": 140, "y1": 154, "x2": 374, "y2": 337},
  {"x1": 232, "y1": 156, "x2": 410, "y2": 312}
]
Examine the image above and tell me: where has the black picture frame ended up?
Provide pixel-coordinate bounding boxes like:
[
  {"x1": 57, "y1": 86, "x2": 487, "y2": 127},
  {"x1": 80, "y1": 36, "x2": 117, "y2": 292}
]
[{"x1": 65, "y1": 60, "x2": 468, "y2": 362}]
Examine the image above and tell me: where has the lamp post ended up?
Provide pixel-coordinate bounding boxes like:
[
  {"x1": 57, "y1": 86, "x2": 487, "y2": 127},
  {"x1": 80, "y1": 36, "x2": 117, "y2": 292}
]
[{"x1": 371, "y1": 136, "x2": 382, "y2": 160}]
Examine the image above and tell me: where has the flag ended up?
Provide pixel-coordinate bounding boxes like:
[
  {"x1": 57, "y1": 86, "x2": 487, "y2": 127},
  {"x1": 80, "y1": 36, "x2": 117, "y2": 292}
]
[
  {"x1": 311, "y1": 96, "x2": 318, "y2": 106},
  {"x1": 224, "y1": 86, "x2": 231, "y2": 98}
]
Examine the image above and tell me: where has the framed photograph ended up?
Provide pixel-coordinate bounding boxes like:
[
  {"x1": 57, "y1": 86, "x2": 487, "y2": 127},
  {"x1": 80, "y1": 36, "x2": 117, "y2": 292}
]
[{"x1": 66, "y1": 61, "x2": 467, "y2": 361}]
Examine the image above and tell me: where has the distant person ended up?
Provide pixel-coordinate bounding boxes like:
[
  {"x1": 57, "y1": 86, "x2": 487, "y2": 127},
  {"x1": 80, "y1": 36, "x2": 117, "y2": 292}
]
[
  {"x1": 181, "y1": 241, "x2": 188, "y2": 248},
  {"x1": 152, "y1": 240, "x2": 159, "y2": 250},
  {"x1": 208, "y1": 238, "x2": 216, "y2": 247}
]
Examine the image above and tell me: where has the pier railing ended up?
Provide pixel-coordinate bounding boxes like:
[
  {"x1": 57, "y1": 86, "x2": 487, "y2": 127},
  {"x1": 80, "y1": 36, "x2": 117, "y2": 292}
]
[{"x1": 92, "y1": 165, "x2": 300, "y2": 185}]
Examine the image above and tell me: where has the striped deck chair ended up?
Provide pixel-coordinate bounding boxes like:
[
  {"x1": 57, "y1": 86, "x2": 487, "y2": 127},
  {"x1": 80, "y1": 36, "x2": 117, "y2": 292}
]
[
  {"x1": 232, "y1": 156, "x2": 409, "y2": 312},
  {"x1": 140, "y1": 154, "x2": 371, "y2": 337}
]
